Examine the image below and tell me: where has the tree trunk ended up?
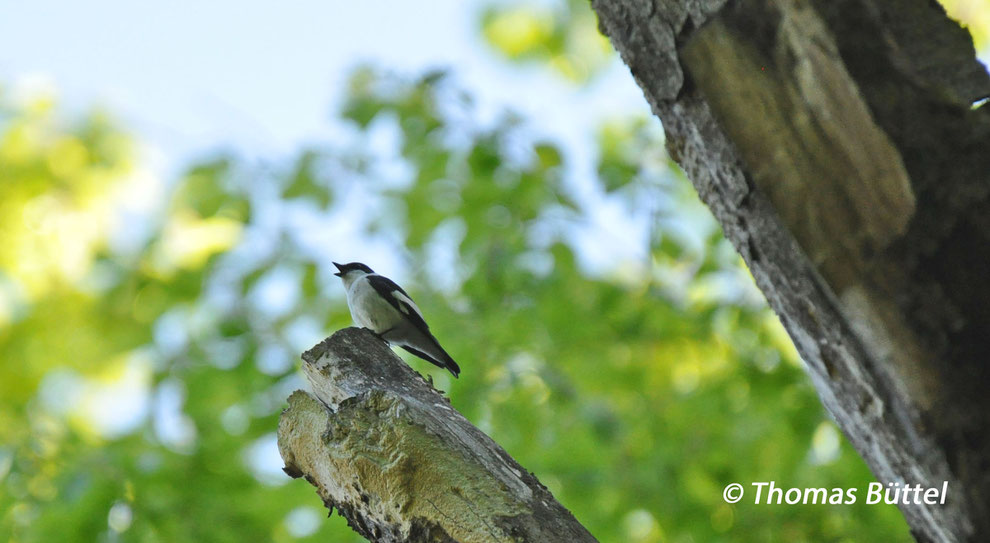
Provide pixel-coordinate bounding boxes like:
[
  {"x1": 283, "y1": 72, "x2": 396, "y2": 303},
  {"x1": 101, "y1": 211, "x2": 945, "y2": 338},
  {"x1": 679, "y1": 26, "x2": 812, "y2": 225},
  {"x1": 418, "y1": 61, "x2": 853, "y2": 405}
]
[
  {"x1": 591, "y1": 0, "x2": 990, "y2": 541},
  {"x1": 277, "y1": 327, "x2": 598, "y2": 543}
]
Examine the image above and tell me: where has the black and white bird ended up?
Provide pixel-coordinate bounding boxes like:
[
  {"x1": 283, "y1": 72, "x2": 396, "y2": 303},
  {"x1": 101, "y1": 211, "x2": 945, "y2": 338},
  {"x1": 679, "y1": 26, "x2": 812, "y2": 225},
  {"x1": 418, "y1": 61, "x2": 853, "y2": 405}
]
[{"x1": 333, "y1": 261, "x2": 460, "y2": 378}]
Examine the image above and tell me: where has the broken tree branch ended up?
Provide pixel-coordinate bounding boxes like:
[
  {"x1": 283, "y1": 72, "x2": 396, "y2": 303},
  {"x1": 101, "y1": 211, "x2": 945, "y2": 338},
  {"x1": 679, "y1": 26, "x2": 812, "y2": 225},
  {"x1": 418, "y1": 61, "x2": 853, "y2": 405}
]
[{"x1": 277, "y1": 327, "x2": 597, "y2": 543}]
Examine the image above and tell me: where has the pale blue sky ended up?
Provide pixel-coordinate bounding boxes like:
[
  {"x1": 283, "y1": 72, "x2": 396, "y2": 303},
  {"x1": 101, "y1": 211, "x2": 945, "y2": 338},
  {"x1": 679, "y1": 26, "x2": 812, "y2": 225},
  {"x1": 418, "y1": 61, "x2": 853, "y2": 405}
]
[
  {"x1": 0, "y1": 0, "x2": 677, "y2": 274},
  {"x1": 0, "y1": 1, "x2": 644, "y2": 169}
]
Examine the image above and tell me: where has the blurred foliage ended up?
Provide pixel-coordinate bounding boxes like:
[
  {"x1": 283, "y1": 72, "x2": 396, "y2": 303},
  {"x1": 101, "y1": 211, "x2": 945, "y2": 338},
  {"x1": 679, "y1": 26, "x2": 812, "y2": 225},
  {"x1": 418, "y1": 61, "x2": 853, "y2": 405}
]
[
  {"x1": 0, "y1": 67, "x2": 914, "y2": 543},
  {"x1": 0, "y1": 3, "x2": 958, "y2": 541},
  {"x1": 16, "y1": 1, "x2": 987, "y2": 539},
  {"x1": 939, "y1": 0, "x2": 990, "y2": 54},
  {"x1": 481, "y1": 0, "x2": 613, "y2": 83}
]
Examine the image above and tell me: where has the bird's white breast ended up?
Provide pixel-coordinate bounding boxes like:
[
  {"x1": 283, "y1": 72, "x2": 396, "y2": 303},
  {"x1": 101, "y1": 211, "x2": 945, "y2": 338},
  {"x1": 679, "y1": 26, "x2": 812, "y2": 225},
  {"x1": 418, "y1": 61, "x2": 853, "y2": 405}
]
[{"x1": 346, "y1": 275, "x2": 403, "y2": 332}]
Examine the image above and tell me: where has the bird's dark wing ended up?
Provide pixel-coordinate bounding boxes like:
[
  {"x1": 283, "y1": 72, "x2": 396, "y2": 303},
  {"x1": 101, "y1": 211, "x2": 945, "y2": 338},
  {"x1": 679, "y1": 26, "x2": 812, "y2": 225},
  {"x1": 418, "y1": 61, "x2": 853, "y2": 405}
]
[
  {"x1": 401, "y1": 345, "x2": 461, "y2": 378},
  {"x1": 367, "y1": 274, "x2": 460, "y2": 378},
  {"x1": 366, "y1": 274, "x2": 431, "y2": 334}
]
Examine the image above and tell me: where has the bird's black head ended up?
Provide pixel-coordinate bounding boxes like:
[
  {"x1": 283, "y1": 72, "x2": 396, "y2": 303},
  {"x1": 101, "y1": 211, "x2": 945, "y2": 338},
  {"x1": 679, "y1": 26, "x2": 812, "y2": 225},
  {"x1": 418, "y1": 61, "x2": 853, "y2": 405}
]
[{"x1": 333, "y1": 262, "x2": 374, "y2": 277}]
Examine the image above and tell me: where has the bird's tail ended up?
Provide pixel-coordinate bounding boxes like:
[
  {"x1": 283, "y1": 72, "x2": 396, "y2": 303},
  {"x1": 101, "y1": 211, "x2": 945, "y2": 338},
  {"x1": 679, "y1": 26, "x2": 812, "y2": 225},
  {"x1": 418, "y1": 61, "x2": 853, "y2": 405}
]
[{"x1": 401, "y1": 340, "x2": 460, "y2": 378}]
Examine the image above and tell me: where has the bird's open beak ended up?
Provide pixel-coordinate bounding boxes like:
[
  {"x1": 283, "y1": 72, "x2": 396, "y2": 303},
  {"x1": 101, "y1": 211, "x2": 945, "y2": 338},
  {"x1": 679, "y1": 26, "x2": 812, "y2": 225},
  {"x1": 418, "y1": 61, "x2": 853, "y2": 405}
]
[{"x1": 332, "y1": 262, "x2": 344, "y2": 277}]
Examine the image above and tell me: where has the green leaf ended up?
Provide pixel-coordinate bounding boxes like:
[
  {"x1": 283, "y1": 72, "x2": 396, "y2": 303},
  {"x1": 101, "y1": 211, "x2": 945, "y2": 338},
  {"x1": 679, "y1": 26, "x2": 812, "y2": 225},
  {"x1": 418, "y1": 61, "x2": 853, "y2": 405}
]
[
  {"x1": 173, "y1": 156, "x2": 251, "y2": 221},
  {"x1": 283, "y1": 150, "x2": 332, "y2": 207}
]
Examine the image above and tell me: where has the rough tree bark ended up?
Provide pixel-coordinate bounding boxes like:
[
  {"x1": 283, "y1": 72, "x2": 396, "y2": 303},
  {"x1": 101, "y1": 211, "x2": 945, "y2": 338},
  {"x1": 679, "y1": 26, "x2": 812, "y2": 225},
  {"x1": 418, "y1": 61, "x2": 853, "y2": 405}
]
[
  {"x1": 277, "y1": 327, "x2": 598, "y2": 543},
  {"x1": 590, "y1": 0, "x2": 990, "y2": 541}
]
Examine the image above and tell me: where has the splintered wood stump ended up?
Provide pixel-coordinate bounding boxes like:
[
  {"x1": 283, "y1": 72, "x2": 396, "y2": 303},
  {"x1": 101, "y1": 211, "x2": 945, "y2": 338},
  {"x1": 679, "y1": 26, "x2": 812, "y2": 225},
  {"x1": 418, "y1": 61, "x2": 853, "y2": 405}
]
[{"x1": 277, "y1": 327, "x2": 597, "y2": 543}]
